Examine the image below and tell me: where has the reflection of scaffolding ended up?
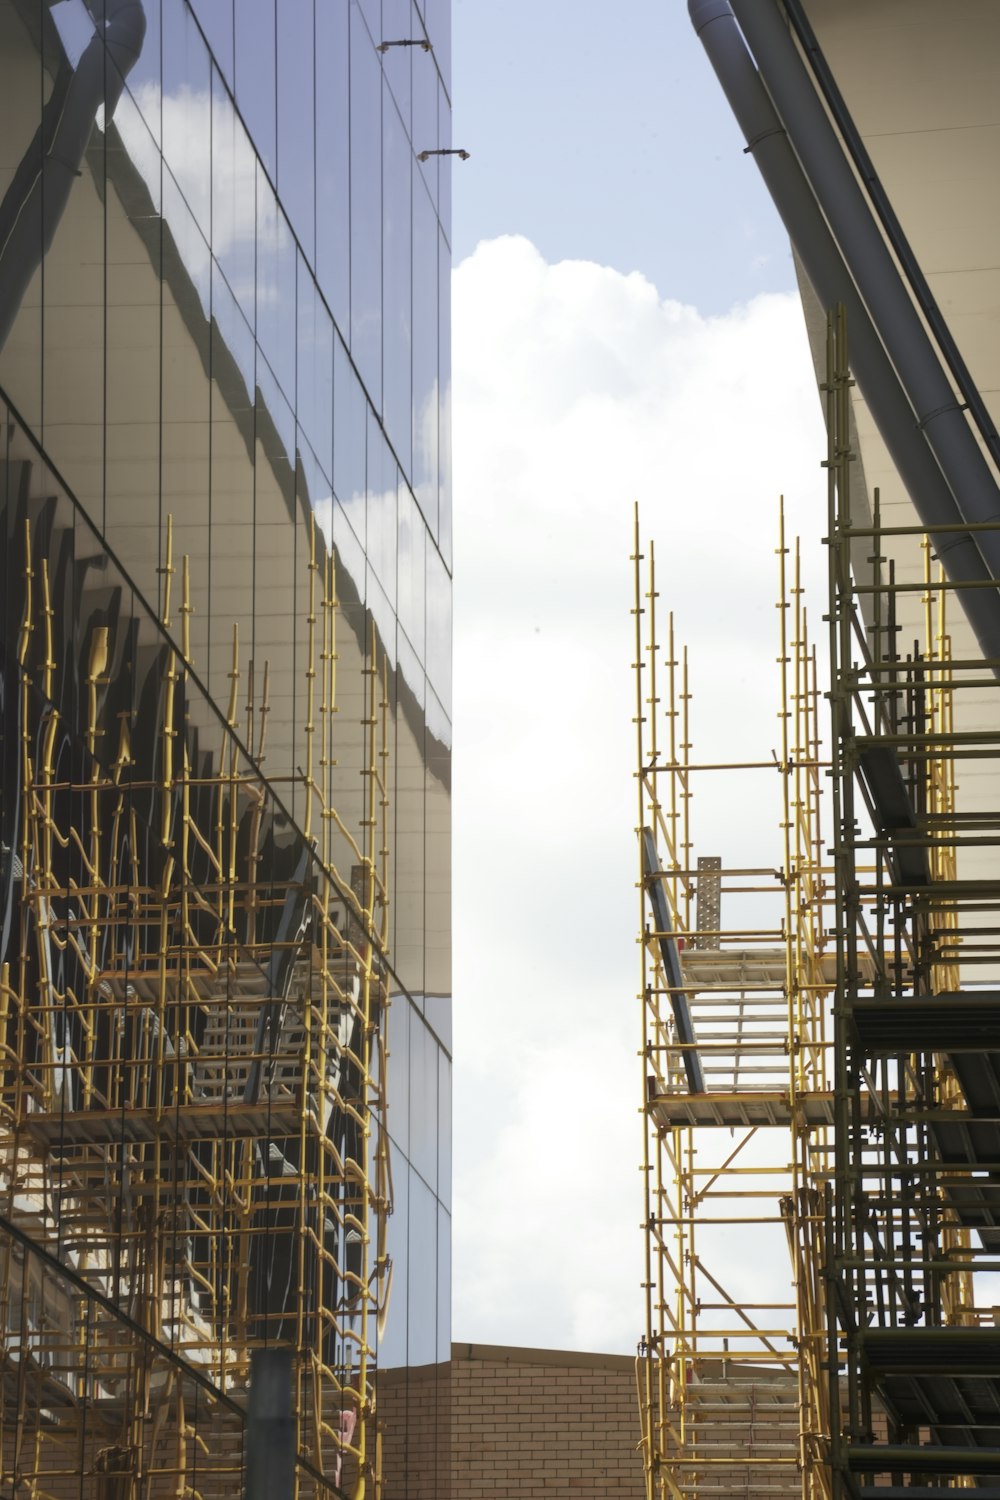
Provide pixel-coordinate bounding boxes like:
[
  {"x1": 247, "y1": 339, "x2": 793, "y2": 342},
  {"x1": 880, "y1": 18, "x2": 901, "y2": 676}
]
[
  {"x1": 0, "y1": 415, "x2": 392, "y2": 1496},
  {"x1": 825, "y1": 307, "x2": 1000, "y2": 1495},
  {"x1": 635, "y1": 504, "x2": 833, "y2": 1500}
]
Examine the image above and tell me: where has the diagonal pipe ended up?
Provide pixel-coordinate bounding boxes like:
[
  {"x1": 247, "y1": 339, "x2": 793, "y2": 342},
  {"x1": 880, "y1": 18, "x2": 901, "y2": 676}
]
[
  {"x1": 0, "y1": 0, "x2": 146, "y2": 351},
  {"x1": 730, "y1": 0, "x2": 1000, "y2": 581},
  {"x1": 689, "y1": 0, "x2": 1000, "y2": 665}
]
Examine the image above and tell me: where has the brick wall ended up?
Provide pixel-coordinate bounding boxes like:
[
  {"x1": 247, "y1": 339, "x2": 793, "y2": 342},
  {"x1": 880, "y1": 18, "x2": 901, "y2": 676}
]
[
  {"x1": 378, "y1": 1359, "x2": 451, "y2": 1500},
  {"x1": 450, "y1": 1343, "x2": 645, "y2": 1499}
]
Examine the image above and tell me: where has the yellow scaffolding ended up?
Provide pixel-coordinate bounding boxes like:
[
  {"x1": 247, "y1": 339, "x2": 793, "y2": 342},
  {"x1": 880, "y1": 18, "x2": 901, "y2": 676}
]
[
  {"x1": 1, "y1": 501, "x2": 393, "y2": 1497},
  {"x1": 634, "y1": 501, "x2": 833, "y2": 1500}
]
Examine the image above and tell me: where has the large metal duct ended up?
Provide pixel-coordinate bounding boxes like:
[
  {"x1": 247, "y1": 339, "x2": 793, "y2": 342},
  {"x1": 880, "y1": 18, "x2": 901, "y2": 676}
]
[
  {"x1": 729, "y1": 0, "x2": 1000, "y2": 582},
  {"x1": 688, "y1": 0, "x2": 1000, "y2": 664},
  {"x1": 0, "y1": 0, "x2": 147, "y2": 351}
]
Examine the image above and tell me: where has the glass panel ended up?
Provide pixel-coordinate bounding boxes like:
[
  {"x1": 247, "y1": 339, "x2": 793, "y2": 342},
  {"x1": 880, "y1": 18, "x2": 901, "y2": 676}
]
[
  {"x1": 438, "y1": 1055, "x2": 452, "y2": 1212},
  {"x1": 162, "y1": 0, "x2": 212, "y2": 241},
  {"x1": 407, "y1": 1169, "x2": 438, "y2": 1365},
  {"x1": 397, "y1": 632, "x2": 426, "y2": 711},
  {"x1": 397, "y1": 486, "x2": 426, "y2": 657},
  {"x1": 408, "y1": 1015, "x2": 438, "y2": 1191},
  {"x1": 297, "y1": 251, "x2": 334, "y2": 478},
  {"x1": 276, "y1": 0, "x2": 315, "y2": 260},
  {"x1": 378, "y1": 1150, "x2": 409, "y2": 1368},
  {"x1": 393, "y1": 679, "x2": 426, "y2": 998},
  {"x1": 334, "y1": 335, "x2": 367, "y2": 546},
  {"x1": 105, "y1": 100, "x2": 162, "y2": 567},
  {"x1": 255, "y1": 356, "x2": 296, "y2": 482},
  {"x1": 424, "y1": 0, "x2": 451, "y2": 96},
  {"x1": 383, "y1": 85, "x2": 412, "y2": 475},
  {"x1": 234, "y1": 0, "x2": 276, "y2": 176},
  {"x1": 425, "y1": 543, "x2": 450, "y2": 713},
  {"x1": 315, "y1": 0, "x2": 350, "y2": 333},
  {"x1": 412, "y1": 20, "x2": 438, "y2": 211},
  {"x1": 367, "y1": 567, "x2": 396, "y2": 672},
  {"x1": 333, "y1": 499, "x2": 365, "y2": 613},
  {"x1": 367, "y1": 414, "x2": 398, "y2": 610},
  {"x1": 438, "y1": 225, "x2": 452, "y2": 567},
  {"x1": 381, "y1": 0, "x2": 414, "y2": 128},
  {"x1": 423, "y1": 991, "x2": 451, "y2": 1051},
  {"x1": 289, "y1": 457, "x2": 315, "y2": 829},
  {"x1": 113, "y1": 67, "x2": 163, "y2": 214},
  {"x1": 0, "y1": 20, "x2": 43, "y2": 426},
  {"x1": 299, "y1": 434, "x2": 328, "y2": 531},
  {"x1": 411, "y1": 174, "x2": 438, "y2": 536},
  {"x1": 190, "y1": 0, "x2": 234, "y2": 80},
  {"x1": 387, "y1": 996, "x2": 411, "y2": 1157},
  {"x1": 41, "y1": 65, "x2": 108, "y2": 527},
  {"x1": 437, "y1": 1201, "x2": 451, "y2": 1355},
  {"x1": 162, "y1": 165, "x2": 211, "y2": 315},
  {"x1": 251, "y1": 366, "x2": 298, "y2": 788},
  {"x1": 255, "y1": 165, "x2": 296, "y2": 405},
  {"x1": 350, "y1": 0, "x2": 383, "y2": 402},
  {"x1": 424, "y1": 704, "x2": 450, "y2": 1004},
  {"x1": 210, "y1": 260, "x2": 256, "y2": 690},
  {"x1": 356, "y1": 0, "x2": 380, "y2": 45},
  {"x1": 211, "y1": 258, "x2": 256, "y2": 427},
  {"x1": 212, "y1": 66, "x2": 257, "y2": 332},
  {"x1": 124, "y1": 0, "x2": 163, "y2": 142},
  {"x1": 160, "y1": 173, "x2": 212, "y2": 660},
  {"x1": 438, "y1": 72, "x2": 452, "y2": 249}
]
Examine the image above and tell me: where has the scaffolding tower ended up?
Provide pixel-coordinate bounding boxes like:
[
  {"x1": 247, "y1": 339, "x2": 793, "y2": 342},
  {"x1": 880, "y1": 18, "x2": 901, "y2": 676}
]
[
  {"x1": 0, "y1": 411, "x2": 393, "y2": 1497},
  {"x1": 635, "y1": 501, "x2": 833, "y2": 1500}
]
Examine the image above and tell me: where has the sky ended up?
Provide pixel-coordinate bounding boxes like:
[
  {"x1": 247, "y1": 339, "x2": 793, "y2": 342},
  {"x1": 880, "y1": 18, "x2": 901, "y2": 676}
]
[{"x1": 448, "y1": 0, "x2": 829, "y2": 1354}]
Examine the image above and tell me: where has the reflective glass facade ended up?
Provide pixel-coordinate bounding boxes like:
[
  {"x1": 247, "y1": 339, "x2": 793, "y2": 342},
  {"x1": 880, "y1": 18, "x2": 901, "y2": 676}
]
[{"x1": 0, "y1": 0, "x2": 451, "y2": 1493}]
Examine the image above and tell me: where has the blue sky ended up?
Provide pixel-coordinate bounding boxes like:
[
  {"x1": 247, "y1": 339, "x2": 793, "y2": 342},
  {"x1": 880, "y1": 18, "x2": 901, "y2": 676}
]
[
  {"x1": 451, "y1": 0, "x2": 796, "y2": 312},
  {"x1": 448, "y1": 3, "x2": 825, "y2": 1353}
]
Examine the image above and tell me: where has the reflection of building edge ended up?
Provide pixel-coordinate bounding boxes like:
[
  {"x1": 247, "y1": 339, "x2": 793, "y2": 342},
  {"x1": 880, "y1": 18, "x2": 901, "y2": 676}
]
[{"x1": 1, "y1": 424, "x2": 394, "y2": 1491}]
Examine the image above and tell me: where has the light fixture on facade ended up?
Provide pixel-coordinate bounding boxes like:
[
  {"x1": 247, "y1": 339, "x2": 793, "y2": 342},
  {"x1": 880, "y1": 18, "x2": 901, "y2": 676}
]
[{"x1": 377, "y1": 38, "x2": 432, "y2": 52}]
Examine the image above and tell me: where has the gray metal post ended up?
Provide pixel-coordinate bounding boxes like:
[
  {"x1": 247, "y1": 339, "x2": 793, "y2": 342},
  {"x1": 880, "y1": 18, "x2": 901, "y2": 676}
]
[{"x1": 245, "y1": 1348, "x2": 296, "y2": 1500}]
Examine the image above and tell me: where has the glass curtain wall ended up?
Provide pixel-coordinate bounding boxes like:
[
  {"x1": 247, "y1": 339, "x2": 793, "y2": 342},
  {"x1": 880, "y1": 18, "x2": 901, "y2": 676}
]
[{"x1": 0, "y1": 0, "x2": 451, "y2": 1493}]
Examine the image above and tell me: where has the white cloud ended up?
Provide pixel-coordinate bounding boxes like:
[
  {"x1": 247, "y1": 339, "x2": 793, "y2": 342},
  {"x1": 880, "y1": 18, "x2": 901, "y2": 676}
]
[{"x1": 451, "y1": 235, "x2": 826, "y2": 1354}]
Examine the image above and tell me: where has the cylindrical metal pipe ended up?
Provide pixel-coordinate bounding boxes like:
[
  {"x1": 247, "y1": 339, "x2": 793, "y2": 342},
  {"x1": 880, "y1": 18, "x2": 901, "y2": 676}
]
[
  {"x1": 0, "y1": 1, "x2": 147, "y2": 350},
  {"x1": 688, "y1": 0, "x2": 1000, "y2": 663},
  {"x1": 730, "y1": 0, "x2": 1000, "y2": 579}
]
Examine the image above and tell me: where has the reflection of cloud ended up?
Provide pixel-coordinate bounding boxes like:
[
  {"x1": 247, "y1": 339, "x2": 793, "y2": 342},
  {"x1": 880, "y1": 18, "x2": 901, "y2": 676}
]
[
  {"x1": 413, "y1": 376, "x2": 439, "y2": 522},
  {"x1": 452, "y1": 235, "x2": 825, "y2": 1353},
  {"x1": 313, "y1": 489, "x2": 402, "y2": 673},
  {"x1": 110, "y1": 80, "x2": 267, "y2": 316},
  {"x1": 106, "y1": 79, "x2": 289, "y2": 438}
]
